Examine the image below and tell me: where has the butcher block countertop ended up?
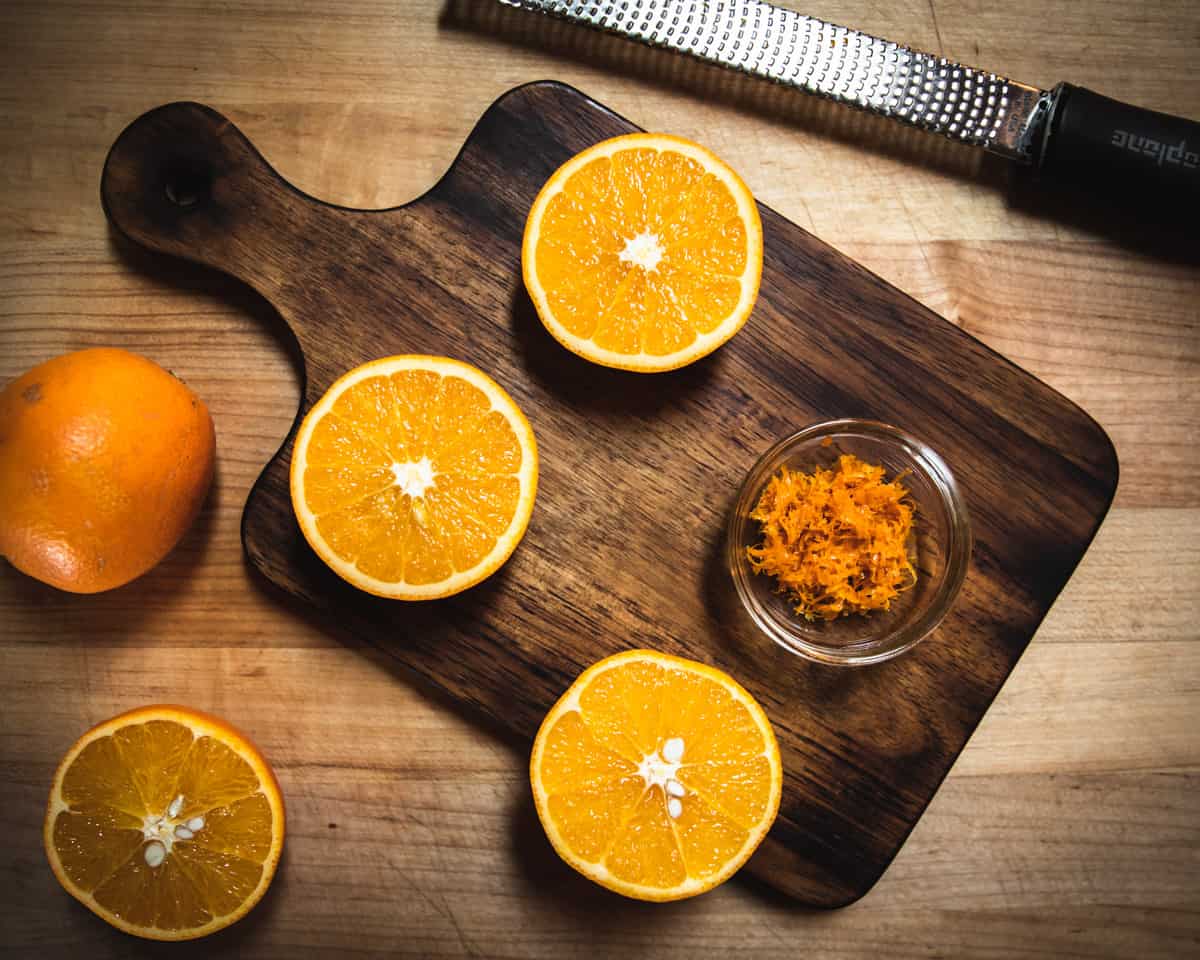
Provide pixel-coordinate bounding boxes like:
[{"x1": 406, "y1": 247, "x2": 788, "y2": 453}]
[{"x1": 2, "y1": 1, "x2": 1197, "y2": 957}]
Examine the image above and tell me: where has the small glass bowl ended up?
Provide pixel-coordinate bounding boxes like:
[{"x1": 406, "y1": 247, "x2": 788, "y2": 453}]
[{"x1": 727, "y1": 419, "x2": 971, "y2": 666}]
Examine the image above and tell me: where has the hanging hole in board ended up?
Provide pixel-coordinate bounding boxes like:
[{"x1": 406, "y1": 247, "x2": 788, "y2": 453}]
[{"x1": 164, "y1": 167, "x2": 211, "y2": 208}]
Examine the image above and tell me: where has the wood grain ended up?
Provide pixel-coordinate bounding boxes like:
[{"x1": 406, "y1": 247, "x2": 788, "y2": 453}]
[{"x1": 1, "y1": 0, "x2": 1197, "y2": 955}]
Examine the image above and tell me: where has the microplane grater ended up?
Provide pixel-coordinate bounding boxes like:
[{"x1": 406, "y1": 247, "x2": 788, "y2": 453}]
[{"x1": 499, "y1": 0, "x2": 1200, "y2": 206}]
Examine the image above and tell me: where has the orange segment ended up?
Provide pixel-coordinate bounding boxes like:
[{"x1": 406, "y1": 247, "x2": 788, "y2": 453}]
[
  {"x1": 605, "y1": 788, "x2": 688, "y2": 889},
  {"x1": 544, "y1": 777, "x2": 646, "y2": 863},
  {"x1": 44, "y1": 705, "x2": 285, "y2": 941},
  {"x1": 523, "y1": 133, "x2": 763, "y2": 372},
  {"x1": 671, "y1": 794, "x2": 751, "y2": 878},
  {"x1": 530, "y1": 650, "x2": 782, "y2": 901},
  {"x1": 290, "y1": 355, "x2": 538, "y2": 600},
  {"x1": 538, "y1": 711, "x2": 639, "y2": 794}
]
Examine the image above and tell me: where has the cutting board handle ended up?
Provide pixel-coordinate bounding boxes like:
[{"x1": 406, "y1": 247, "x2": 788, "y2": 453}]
[{"x1": 101, "y1": 102, "x2": 299, "y2": 287}]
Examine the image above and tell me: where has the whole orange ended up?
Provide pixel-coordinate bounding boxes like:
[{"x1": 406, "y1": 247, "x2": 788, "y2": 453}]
[{"x1": 0, "y1": 348, "x2": 215, "y2": 593}]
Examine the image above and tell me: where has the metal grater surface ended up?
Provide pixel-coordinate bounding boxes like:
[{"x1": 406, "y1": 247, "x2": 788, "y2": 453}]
[{"x1": 499, "y1": 0, "x2": 1051, "y2": 161}]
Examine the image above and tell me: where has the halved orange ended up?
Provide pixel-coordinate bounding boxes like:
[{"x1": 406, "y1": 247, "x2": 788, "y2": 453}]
[
  {"x1": 522, "y1": 133, "x2": 763, "y2": 373},
  {"x1": 290, "y1": 355, "x2": 538, "y2": 599},
  {"x1": 530, "y1": 650, "x2": 782, "y2": 901},
  {"x1": 44, "y1": 705, "x2": 285, "y2": 941}
]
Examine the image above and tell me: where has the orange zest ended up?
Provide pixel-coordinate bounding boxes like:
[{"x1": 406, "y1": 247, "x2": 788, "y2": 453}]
[
  {"x1": 747, "y1": 454, "x2": 917, "y2": 620},
  {"x1": 44, "y1": 705, "x2": 285, "y2": 941}
]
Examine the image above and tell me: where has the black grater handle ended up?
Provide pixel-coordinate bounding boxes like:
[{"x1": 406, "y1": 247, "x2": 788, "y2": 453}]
[{"x1": 1036, "y1": 83, "x2": 1200, "y2": 207}]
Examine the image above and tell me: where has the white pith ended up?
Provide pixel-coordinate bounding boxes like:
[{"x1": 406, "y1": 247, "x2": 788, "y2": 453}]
[
  {"x1": 390, "y1": 456, "x2": 436, "y2": 497},
  {"x1": 619, "y1": 230, "x2": 665, "y2": 272},
  {"x1": 637, "y1": 736, "x2": 687, "y2": 819},
  {"x1": 141, "y1": 794, "x2": 207, "y2": 865}
]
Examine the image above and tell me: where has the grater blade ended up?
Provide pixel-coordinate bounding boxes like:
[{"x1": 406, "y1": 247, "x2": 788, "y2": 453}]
[{"x1": 498, "y1": 0, "x2": 1051, "y2": 163}]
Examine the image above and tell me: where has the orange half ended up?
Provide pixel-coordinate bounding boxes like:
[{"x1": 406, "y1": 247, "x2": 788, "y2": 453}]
[
  {"x1": 530, "y1": 650, "x2": 782, "y2": 901},
  {"x1": 523, "y1": 133, "x2": 763, "y2": 372},
  {"x1": 44, "y1": 705, "x2": 285, "y2": 941},
  {"x1": 290, "y1": 355, "x2": 538, "y2": 599}
]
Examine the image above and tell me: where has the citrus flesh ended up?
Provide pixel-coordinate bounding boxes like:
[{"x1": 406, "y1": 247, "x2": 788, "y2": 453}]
[
  {"x1": 522, "y1": 133, "x2": 764, "y2": 372},
  {"x1": 44, "y1": 705, "x2": 285, "y2": 941},
  {"x1": 290, "y1": 355, "x2": 538, "y2": 600},
  {"x1": 530, "y1": 650, "x2": 782, "y2": 901}
]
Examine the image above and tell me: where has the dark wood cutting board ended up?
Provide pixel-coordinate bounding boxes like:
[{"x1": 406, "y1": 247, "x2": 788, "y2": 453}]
[{"x1": 100, "y1": 82, "x2": 1118, "y2": 908}]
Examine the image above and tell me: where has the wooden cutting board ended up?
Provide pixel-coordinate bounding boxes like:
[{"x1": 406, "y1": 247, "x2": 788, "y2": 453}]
[{"x1": 99, "y1": 81, "x2": 1118, "y2": 908}]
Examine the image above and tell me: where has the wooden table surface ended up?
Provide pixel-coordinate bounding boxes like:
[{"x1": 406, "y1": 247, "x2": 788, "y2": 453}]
[{"x1": 2, "y1": 1, "x2": 1197, "y2": 956}]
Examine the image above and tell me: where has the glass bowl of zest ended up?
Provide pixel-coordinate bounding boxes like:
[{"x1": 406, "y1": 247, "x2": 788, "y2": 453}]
[{"x1": 727, "y1": 419, "x2": 972, "y2": 666}]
